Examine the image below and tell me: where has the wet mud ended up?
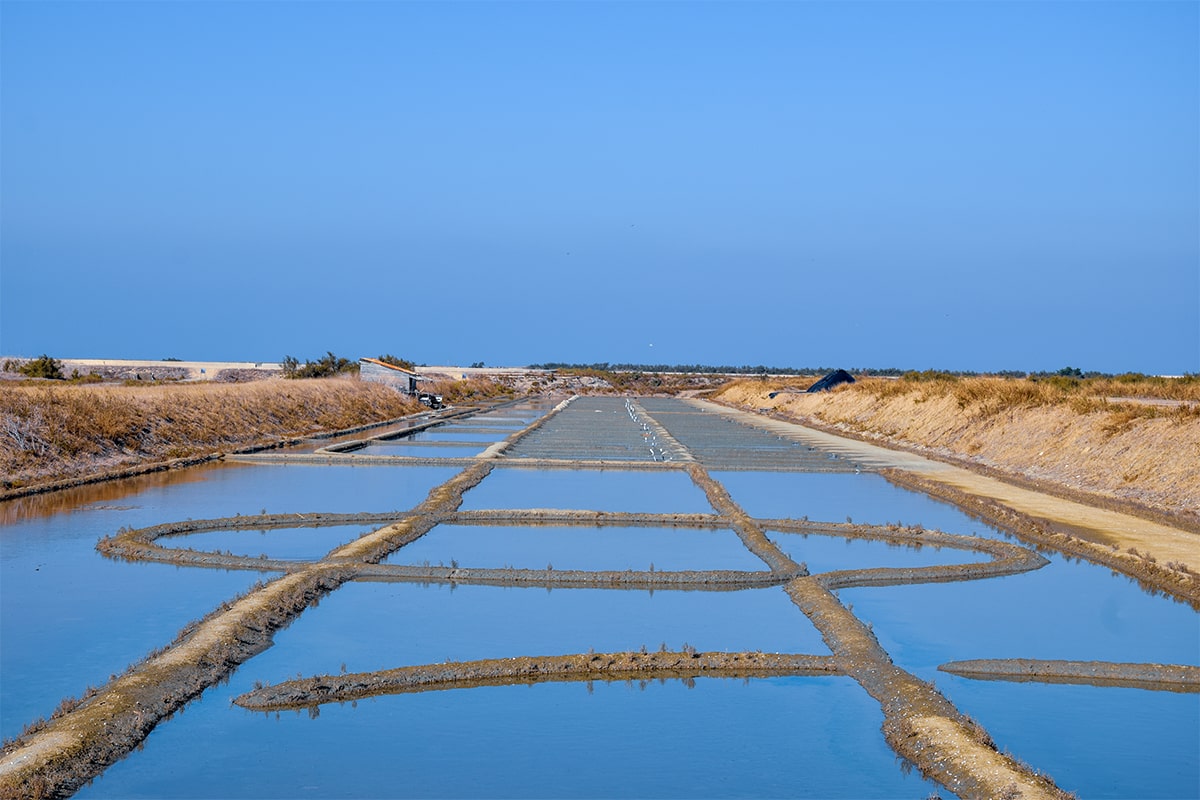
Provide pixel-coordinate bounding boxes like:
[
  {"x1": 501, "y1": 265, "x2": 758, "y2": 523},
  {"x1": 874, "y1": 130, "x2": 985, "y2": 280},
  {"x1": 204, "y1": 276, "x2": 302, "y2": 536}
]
[
  {"x1": 939, "y1": 659, "x2": 1200, "y2": 692},
  {"x1": 233, "y1": 650, "x2": 841, "y2": 710},
  {"x1": 883, "y1": 469, "x2": 1200, "y2": 607}
]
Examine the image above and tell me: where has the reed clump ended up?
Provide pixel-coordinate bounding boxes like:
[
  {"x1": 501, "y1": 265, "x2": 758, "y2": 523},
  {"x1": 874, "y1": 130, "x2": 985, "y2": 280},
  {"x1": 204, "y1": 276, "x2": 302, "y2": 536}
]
[
  {"x1": 0, "y1": 377, "x2": 423, "y2": 488},
  {"x1": 428, "y1": 376, "x2": 514, "y2": 404}
]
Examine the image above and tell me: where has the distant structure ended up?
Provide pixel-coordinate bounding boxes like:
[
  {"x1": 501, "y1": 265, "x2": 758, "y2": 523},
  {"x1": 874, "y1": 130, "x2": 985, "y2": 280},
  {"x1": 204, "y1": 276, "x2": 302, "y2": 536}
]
[
  {"x1": 768, "y1": 369, "x2": 855, "y2": 399},
  {"x1": 805, "y1": 369, "x2": 855, "y2": 393},
  {"x1": 359, "y1": 357, "x2": 423, "y2": 394}
]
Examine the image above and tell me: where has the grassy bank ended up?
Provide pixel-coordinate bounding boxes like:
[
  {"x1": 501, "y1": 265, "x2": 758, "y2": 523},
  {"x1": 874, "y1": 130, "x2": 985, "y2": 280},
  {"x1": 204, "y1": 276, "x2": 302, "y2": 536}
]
[
  {"x1": 0, "y1": 377, "x2": 429, "y2": 489},
  {"x1": 715, "y1": 375, "x2": 1200, "y2": 527}
]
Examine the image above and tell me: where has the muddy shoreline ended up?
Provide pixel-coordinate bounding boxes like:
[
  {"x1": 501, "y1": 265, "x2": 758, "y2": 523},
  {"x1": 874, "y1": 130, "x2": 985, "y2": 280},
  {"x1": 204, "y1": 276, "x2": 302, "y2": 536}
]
[
  {"x1": 233, "y1": 651, "x2": 841, "y2": 710},
  {"x1": 882, "y1": 469, "x2": 1200, "y2": 607},
  {"x1": 939, "y1": 659, "x2": 1200, "y2": 692}
]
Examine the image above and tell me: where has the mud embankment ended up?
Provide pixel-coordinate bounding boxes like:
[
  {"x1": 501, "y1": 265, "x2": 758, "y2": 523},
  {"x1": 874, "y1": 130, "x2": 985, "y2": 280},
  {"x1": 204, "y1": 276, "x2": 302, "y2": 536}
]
[
  {"x1": 782, "y1": 575, "x2": 1066, "y2": 799},
  {"x1": 883, "y1": 470, "x2": 1200, "y2": 607},
  {"x1": 939, "y1": 659, "x2": 1200, "y2": 692},
  {"x1": 234, "y1": 651, "x2": 840, "y2": 710}
]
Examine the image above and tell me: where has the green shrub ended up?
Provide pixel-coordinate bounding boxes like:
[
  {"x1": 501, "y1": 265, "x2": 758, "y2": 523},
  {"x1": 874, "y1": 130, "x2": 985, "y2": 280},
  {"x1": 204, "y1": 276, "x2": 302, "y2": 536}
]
[
  {"x1": 282, "y1": 352, "x2": 359, "y2": 379},
  {"x1": 17, "y1": 355, "x2": 64, "y2": 380}
]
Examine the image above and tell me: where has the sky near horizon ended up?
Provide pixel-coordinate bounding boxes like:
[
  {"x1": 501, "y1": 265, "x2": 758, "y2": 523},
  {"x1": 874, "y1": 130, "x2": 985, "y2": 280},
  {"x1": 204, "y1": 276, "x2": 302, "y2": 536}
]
[{"x1": 1, "y1": 1, "x2": 1197, "y2": 374}]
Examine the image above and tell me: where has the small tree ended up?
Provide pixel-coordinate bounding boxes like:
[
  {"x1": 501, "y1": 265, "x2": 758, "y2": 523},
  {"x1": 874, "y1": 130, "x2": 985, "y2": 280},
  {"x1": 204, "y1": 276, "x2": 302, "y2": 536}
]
[
  {"x1": 282, "y1": 352, "x2": 358, "y2": 379},
  {"x1": 18, "y1": 355, "x2": 64, "y2": 380}
]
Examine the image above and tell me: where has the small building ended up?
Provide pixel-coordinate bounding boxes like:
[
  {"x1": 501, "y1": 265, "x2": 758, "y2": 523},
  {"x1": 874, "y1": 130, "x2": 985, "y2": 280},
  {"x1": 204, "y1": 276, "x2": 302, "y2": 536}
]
[
  {"x1": 359, "y1": 357, "x2": 422, "y2": 394},
  {"x1": 807, "y1": 369, "x2": 856, "y2": 393}
]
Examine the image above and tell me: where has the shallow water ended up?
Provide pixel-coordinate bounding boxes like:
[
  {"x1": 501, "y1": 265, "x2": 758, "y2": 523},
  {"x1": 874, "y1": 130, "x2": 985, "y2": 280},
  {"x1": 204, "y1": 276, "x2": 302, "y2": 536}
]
[
  {"x1": 0, "y1": 462, "x2": 459, "y2": 741},
  {"x1": 940, "y1": 678, "x2": 1199, "y2": 800},
  {"x1": 78, "y1": 580, "x2": 935, "y2": 798},
  {"x1": 385, "y1": 523, "x2": 766, "y2": 572},
  {"x1": 160, "y1": 524, "x2": 382, "y2": 561},
  {"x1": 839, "y1": 552, "x2": 1198, "y2": 667},
  {"x1": 401, "y1": 429, "x2": 512, "y2": 443},
  {"x1": 460, "y1": 468, "x2": 713, "y2": 514},
  {"x1": 715, "y1": 470, "x2": 1005, "y2": 535},
  {"x1": 247, "y1": 581, "x2": 830, "y2": 674},
  {"x1": 767, "y1": 529, "x2": 982, "y2": 574},
  {"x1": 5, "y1": 397, "x2": 1197, "y2": 798},
  {"x1": 0, "y1": 543, "x2": 272, "y2": 741},
  {"x1": 839, "y1": 552, "x2": 1200, "y2": 798},
  {"x1": 354, "y1": 442, "x2": 487, "y2": 457},
  {"x1": 78, "y1": 676, "x2": 939, "y2": 799}
]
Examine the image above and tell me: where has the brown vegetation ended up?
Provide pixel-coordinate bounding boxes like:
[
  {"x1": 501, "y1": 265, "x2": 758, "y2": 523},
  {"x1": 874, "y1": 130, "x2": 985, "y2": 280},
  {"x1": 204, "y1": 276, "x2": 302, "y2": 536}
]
[
  {"x1": 0, "y1": 377, "x2": 425, "y2": 489},
  {"x1": 715, "y1": 375, "x2": 1200, "y2": 526},
  {"x1": 427, "y1": 376, "x2": 514, "y2": 404}
]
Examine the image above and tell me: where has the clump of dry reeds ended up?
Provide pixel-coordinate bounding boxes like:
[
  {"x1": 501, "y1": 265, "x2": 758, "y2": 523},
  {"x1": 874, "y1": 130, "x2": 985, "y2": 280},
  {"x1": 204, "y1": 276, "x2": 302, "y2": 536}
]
[
  {"x1": 0, "y1": 377, "x2": 423, "y2": 487},
  {"x1": 428, "y1": 376, "x2": 513, "y2": 404}
]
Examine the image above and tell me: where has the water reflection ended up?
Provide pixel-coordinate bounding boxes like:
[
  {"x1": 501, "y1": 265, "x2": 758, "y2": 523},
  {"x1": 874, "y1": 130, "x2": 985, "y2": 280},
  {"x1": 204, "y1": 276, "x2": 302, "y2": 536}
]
[
  {"x1": 715, "y1": 470, "x2": 1004, "y2": 536},
  {"x1": 385, "y1": 524, "x2": 764, "y2": 572},
  {"x1": 0, "y1": 463, "x2": 459, "y2": 741},
  {"x1": 838, "y1": 552, "x2": 1200, "y2": 799},
  {"x1": 461, "y1": 469, "x2": 713, "y2": 514},
  {"x1": 942, "y1": 677, "x2": 1199, "y2": 799},
  {"x1": 0, "y1": 461, "x2": 249, "y2": 525},
  {"x1": 354, "y1": 443, "x2": 486, "y2": 457},
  {"x1": 245, "y1": 582, "x2": 830, "y2": 675},
  {"x1": 768, "y1": 530, "x2": 981, "y2": 574},
  {"x1": 160, "y1": 524, "x2": 380, "y2": 562},
  {"x1": 78, "y1": 677, "x2": 939, "y2": 799}
]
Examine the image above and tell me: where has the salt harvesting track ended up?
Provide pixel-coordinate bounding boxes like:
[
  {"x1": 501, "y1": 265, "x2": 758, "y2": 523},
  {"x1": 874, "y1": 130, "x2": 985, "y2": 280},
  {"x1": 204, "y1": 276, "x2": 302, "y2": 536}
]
[{"x1": 4, "y1": 394, "x2": 1191, "y2": 799}]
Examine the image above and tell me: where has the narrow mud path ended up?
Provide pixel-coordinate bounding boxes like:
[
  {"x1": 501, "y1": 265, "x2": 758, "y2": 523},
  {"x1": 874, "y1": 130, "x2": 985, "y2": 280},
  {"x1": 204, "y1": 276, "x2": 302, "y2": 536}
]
[
  {"x1": 233, "y1": 651, "x2": 840, "y2": 709},
  {"x1": 939, "y1": 659, "x2": 1200, "y2": 691}
]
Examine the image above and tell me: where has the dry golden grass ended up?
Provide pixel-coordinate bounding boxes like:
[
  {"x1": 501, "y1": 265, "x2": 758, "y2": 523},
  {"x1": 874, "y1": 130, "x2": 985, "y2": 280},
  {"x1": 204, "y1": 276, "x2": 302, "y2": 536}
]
[
  {"x1": 427, "y1": 376, "x2": 514, "y2": 404},
  {"x1": 717, "y1": 376, "x2": 1200, "y2": 522},
  {"x1": 0, "y1": 377, "x2": 426, "y2": 487}
]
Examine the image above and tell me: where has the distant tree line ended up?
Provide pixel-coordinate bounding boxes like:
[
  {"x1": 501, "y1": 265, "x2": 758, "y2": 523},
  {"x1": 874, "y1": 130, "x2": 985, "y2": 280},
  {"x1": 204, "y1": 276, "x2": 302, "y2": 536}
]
[
  {"x1": 530, "y1": 362, "x2": 910, "y2": 376},
  {"x1": 527, "y1": 362, "x2": 1191, "y2": 380}
]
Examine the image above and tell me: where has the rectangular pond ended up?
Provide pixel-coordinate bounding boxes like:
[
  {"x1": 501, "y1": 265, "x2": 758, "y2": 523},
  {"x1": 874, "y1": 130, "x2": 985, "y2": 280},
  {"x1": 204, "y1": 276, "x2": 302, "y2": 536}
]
[
  {"x1": 354, "y1": 442, "x2": 487, "y2": 457},
  {"x1": 767, "y1": 529, "x2": 984, "y2": 574},
  {"x1": 159, "y1": 524, "x2": 384, "y2": 562},
  {"x1": 714, "y1": 470, "x2": 1007, "y2": 537},
  {"x1": 837, "y1": 551, "x2": 1200, "y2": 798},
  {"x1": 0, "y1": 462, "x2": 461, "y2": 741},
  {"x1": 385, "y1": 523, "x2": 767, "y2": 572},
  {"x1": 242, "y1": 581, "x2": 831, "y2": 673},
  {"x1": 77, "y1": 675, "x2": 940, "y2": 798},
  {"x1": 460, "y1": 469, "x2": 713, "y2": 514}
]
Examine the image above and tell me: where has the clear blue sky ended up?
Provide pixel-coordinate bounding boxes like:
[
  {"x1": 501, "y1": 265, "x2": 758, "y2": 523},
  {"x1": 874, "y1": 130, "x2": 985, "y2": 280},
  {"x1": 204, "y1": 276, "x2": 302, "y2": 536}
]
[{"x1": 2, "y1": 1, "x2": 1196, "y2": 374}]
